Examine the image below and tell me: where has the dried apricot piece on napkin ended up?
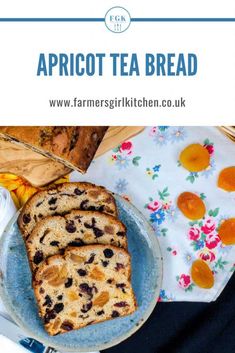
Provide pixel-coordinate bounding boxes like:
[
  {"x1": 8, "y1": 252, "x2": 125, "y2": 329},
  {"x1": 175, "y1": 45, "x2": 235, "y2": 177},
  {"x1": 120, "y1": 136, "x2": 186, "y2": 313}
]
[
  {"x1": 218, "y1": 167, "x2": 235, "y2": 192},
  {"x1": 179, "y1": 143, "x2": 210, "y2": 172},
  {"x1": 191, "y1": 259, "x2": 214, "y2": 289},
  {"x1": 177, "y1": 192, "x2": 206, "y2": 220},
  {"x1": 218, "y1": 218, "x2": 235, "y2": 245}
]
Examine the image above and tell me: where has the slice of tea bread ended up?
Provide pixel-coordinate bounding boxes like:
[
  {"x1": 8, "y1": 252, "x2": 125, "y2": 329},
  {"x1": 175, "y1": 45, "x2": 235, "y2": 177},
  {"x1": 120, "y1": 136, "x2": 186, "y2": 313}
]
[
  {"x1": 26, "y1": 210, "x2": 127, "y2": 272},
  {"x1": 18, "y1": 182, "x2": 117, "y2": 239},
  {"x1": 33, "y1": 245, "x2": 137, "y2": 335}
]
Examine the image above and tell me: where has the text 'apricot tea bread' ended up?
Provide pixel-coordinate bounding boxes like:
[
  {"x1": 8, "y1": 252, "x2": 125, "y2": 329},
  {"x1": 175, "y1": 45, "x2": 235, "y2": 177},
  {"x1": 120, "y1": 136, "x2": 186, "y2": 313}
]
[
  {"x1": 18, "y1": 182, "x2": 117, "y2": 239},
  {"x1": 26, "y1": 210, "x2": 127, "y2": 272},
  {"x1": 34, "y1": 245, "x2": 137, "y2": 335}
]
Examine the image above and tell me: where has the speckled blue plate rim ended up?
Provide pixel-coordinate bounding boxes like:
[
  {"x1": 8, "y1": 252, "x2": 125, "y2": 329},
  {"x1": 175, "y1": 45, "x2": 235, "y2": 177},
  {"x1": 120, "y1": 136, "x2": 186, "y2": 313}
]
[{"x1": 0, "y1": 194, "x2": 163, "y2": 352}]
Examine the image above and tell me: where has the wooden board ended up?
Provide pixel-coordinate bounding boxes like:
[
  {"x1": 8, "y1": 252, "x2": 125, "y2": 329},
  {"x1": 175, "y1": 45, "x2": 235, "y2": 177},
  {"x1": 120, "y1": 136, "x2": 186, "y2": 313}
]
[
  {"x1": 0, "y1": 127, "x2": 144, "y2": 187},
  {"x1": 218, "y1": 126, "x2": 235, "y2": 142},
  {"x1": 95, "y1": 126, "x2": 144, "y2": 157}
]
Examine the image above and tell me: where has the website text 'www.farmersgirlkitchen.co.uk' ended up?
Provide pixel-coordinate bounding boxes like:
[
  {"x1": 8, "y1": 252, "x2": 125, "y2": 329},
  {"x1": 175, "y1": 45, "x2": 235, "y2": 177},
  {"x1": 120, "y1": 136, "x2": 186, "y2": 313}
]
[{"x1": 49, "y1": 97, "x2": 186, "y2": 110}]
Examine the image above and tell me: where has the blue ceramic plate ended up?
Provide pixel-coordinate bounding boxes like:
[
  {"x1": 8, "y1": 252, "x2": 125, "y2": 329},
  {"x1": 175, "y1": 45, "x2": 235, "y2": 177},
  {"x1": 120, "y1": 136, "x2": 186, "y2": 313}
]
[{"x1": 0, "y1": 195, "x2": 162, "y2": 352}]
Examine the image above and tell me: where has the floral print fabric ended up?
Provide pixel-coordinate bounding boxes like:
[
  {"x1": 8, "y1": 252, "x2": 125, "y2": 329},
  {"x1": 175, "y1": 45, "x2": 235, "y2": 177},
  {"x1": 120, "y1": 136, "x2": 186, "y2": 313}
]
[{"x1": 70, "y1": 127, "x2": 235, "y2": 302}]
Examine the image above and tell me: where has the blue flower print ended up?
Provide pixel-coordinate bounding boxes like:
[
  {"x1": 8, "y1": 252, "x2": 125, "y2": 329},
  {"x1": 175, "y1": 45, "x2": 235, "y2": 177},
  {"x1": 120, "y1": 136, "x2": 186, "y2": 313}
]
[
  {"x1": 194, "y1": 240, "x2": 204, "y2": 250},
  {"x1": 183, "y1": 252, "x2": 196, "y2": 265},
  {"x1": 158, "y1": 289, "x2": 175, "y2": 302},
  {"x1": 166, "y1": 206, "x2": 179, "y2": 222},
  {"x1": 158, "y1": 126, "x2": 169, "y2": 131},
  {"x1": 153, "y1": 165, "x2": 161, "y2": 172},
  {"x1": 154, "y1": 129, "x2": 170, "y2": 146},
  {"x1": 170, "y1": 127, "x2": 187, "y2": 143},
  {"x1": 201, "y1": 158, "x2": 216, "y2": 178},
  {"x1": 115, "y1": 156, "x2": 130, "y2": 170},
  {"x1": 115, "y1": 178, "x2": 128, "y2": 193},
  {"x1": 150, "y1": 209, "x2": 165, "y2": 225}
]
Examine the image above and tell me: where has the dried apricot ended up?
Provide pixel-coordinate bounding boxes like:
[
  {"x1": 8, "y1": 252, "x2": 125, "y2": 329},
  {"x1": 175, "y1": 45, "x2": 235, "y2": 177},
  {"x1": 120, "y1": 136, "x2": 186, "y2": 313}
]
[
  {"x1": 69, "y1": 253, "x2": 85, "y2": 263},
  {"x1": 90, "y1": 267, "x2": 105, "y2": 281},
  {"x1": 52, "y1": 318, "x2": 61, "y2": 331},
  {"x1": 177, "y1": 192, "x2": 206, "y2": 220},
  {"x1": 191, "y1": 259, "x2": 214, "y2": 289},
  {"x1": 93, "y1": 291, "x2": 110, "y2": 306},
  {"x1": 41, "y1": 266, "x2": 59, "y2": 281},
  {"x1": 48, "y1": 265, "x2": 67, "y2": 287},
  {"x1": 218, "y1": 167, "x2": 235, "y2": 192},
  {"x1": 179, "y1": 144, "x2": 210, "y2": 172},
  {"x1": 218, "y1": 218, "x2": 235, "y2": 245},
  {"x1": 67, "y1": 290, "x2": 79, "y2": 301}
]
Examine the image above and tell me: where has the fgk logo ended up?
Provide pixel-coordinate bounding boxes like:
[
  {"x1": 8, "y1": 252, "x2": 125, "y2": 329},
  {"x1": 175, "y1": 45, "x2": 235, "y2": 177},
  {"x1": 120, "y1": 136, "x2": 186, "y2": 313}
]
[{"x1": 105, "y1": 7, "x2": 131, "y2": 33}]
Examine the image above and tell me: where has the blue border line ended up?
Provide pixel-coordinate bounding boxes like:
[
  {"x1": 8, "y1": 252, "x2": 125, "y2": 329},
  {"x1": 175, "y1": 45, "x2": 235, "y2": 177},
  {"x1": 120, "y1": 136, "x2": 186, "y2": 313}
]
[
  {"x1": 0, "y1": 17, "x2": 234, "y2": 22},
  {"x1": 132, "y1": 18, "x2": 235, "y2": 22},
  {"x1": 0, "y1": 18, "x2": 104, "y2": 22}
]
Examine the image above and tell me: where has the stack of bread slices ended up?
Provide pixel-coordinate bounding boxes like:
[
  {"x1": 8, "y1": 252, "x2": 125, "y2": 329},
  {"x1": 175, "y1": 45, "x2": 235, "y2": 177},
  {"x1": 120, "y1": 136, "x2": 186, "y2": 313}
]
[{"x1": 18, "y1": 182, "x2": 137, "y2": 335}]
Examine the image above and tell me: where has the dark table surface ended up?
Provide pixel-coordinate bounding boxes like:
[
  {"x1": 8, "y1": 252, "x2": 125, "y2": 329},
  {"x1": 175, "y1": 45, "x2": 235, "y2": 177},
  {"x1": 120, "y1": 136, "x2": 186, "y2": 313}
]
[{"x1": 102, "y1": 273, "x2": 235, "y2": 353}]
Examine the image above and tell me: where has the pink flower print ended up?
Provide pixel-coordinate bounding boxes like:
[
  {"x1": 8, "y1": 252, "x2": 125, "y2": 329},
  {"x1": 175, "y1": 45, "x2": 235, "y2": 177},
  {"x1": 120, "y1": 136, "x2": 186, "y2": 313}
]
[
  {"x1": 120, "y1": 141, "x2": 133, "y2": 155},
  {"x1": 149, "y1": 126, "x2": 157, "y2": 136},
  {"x1": 178, "y1": 274, "x2": 191, "y2": 289},
  {"x1": 199, "y1": 249, "x2": 215, "y2": 262},
  {"x1": 205, "y1": 232, "x2": 221, "y2": 249},
  {"x1": 204, "y1": 144, "x2": 214, "y2": 155},
  {"x1": 147, "y1": 200, "x2": 162, "y2": 212},
  {"x1": 111, "y1": 154, "x2": 117, "y2": 161},
  {"x1": 162, "y1": 201, "x2": 171, "y2": 211},
  {"x1": 188, "y1": 227, "x2": 201, "y2": 241},
  {"x1": 122, "y1": 194, "x2": 131, "y2": 202},
  {"x1": 201, "y1": 218, "x2": 216, "y2": 235}
]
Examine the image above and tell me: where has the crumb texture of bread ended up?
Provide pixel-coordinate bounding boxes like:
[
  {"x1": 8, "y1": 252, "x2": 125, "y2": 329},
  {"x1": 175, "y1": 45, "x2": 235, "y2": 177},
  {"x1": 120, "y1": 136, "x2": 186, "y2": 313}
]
[
  {"x1": 27, "y1": 210, "x2": 127, "y2": 272},
  {"x1": 0, "y1": 126, "x2": 108, "y2": 173},
  {"x1": 33, "y1": 245, "x2": 137, "y2": 335},
  {"x1": 18, "y1": 182, "x2": 117, "y2": 239}
]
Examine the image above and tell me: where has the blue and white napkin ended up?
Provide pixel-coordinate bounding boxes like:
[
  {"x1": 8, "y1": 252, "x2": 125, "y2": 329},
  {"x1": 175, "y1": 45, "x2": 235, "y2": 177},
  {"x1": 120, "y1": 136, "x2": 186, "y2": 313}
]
[{"x1": 71, "y1": 126, "x2": 235, "y2": 302}]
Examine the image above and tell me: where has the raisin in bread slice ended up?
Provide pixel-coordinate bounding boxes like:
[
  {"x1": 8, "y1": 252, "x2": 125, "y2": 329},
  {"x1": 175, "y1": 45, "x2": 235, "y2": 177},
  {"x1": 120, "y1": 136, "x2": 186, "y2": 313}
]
[
  {"x1": 34, "y1": 245, "x2": 137, "y2": 335},
  {"x1": 18, "y1": 182, "x2": 117, "y2": 240},
  {"x1": 27, "y1": 210, "x2": 127, "y2": 272}
]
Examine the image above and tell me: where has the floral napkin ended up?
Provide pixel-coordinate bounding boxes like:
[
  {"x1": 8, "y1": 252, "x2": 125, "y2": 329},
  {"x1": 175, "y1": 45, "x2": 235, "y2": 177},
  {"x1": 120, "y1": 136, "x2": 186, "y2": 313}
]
[
  {"x1": 70, "y1": 126, "x2": 235, "y2": 302},
  {"x1": 0, "y1": 187, "x2": 16, "y2": 235},
  {"x1": 0, "y1": 187, "x2": 17, "y2": 316}
]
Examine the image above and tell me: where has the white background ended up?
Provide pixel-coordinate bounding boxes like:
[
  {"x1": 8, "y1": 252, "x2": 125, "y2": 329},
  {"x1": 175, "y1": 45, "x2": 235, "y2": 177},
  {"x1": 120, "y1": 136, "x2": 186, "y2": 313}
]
[
  {"x1": 0, "y1": 0, "x2": 234, "y2": 18},
  {"x1": 0, "y1": 1, "x2": 235, "y2": 125}
]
